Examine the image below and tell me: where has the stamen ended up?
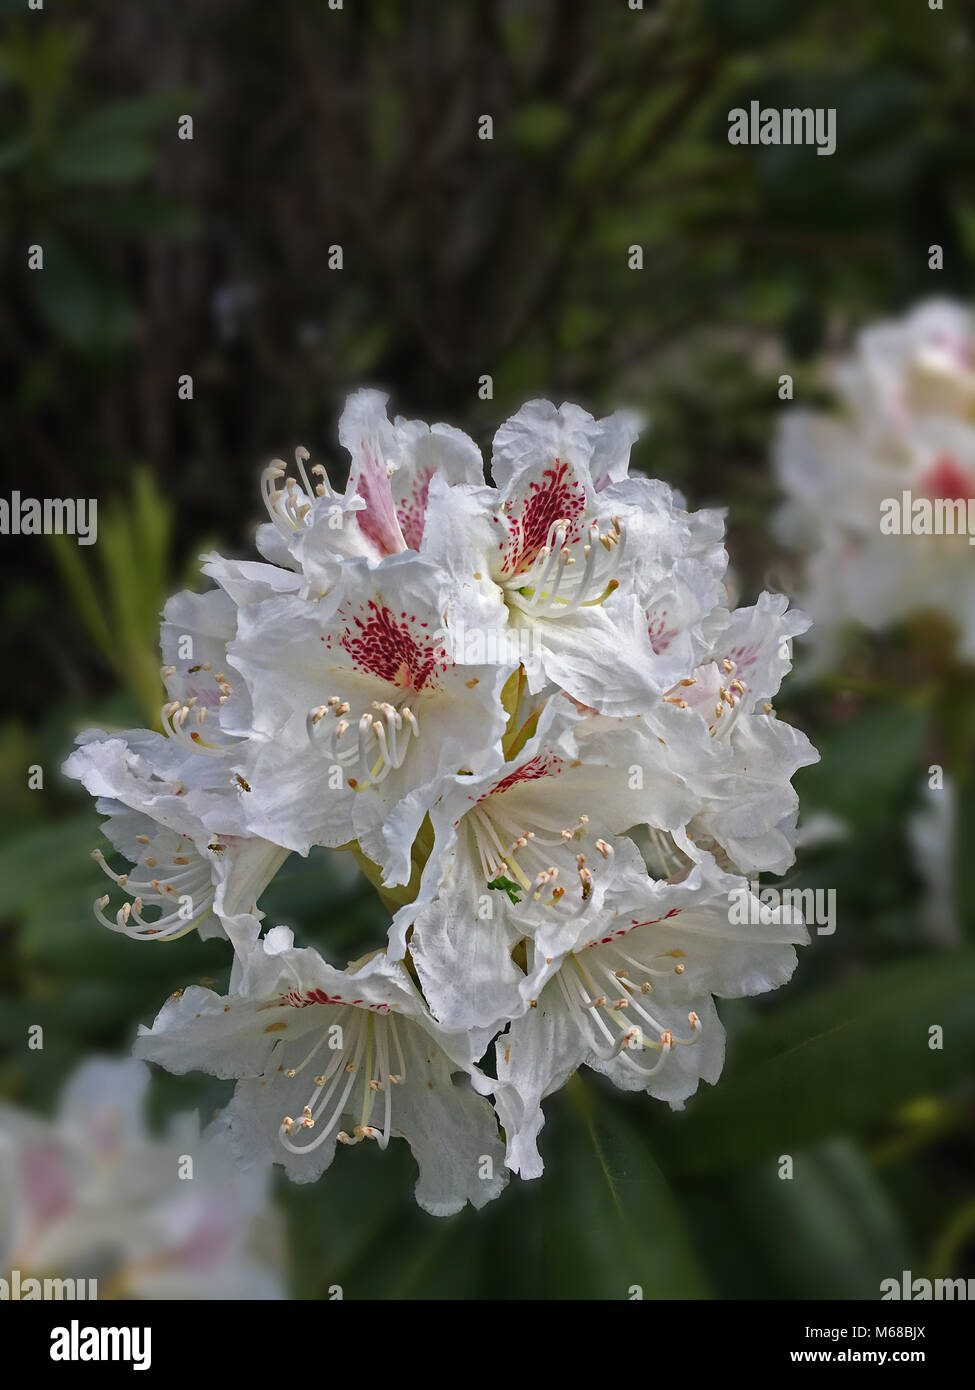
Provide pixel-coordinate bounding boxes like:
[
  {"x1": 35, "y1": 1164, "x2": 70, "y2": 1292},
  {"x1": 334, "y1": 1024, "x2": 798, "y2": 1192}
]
[
  {"x1": 504, "y1": 513, "x2": 627, "y2": 617},
  {"x1": 91, "y1": 840, "x2": 214, "y2": 941},
  {"x1": 559, "y1": 950, "x2": 703, "y2": 1079},
  {"x1": 307, "y1": 694, "x2": 419, "y2": 791}
]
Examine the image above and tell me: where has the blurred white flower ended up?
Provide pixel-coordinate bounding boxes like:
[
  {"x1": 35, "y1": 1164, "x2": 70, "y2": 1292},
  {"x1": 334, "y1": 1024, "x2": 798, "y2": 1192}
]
[
  {"x1": 0, "y1": 1058, "x2": 284, "y2": 1300},
  {"x1": 775, "y1": 299, "x2": 975, "y2": 664},
  {"x1": 908, "y1": 776, "x2": 961, "y2": 948}
]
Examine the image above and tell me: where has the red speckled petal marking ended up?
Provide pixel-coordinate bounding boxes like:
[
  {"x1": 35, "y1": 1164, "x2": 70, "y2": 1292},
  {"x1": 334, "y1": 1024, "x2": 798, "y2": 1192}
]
[
  {"x1": 355, "y1": 441, "x2": 408, "y2": 555},
  {"x1": 327, "y1": 599, "x2": 446, "y2": 691},
  {"x1": 278, "y1": 988, "x2": 391, "y2": 1012},
  {"x1": 724, "y1": 640, "x2": 762, "y2": 676},
  {"x1": 478, "y1": 752, "x2": 564, "y2": 803},
  {"x1": 648, "y1": 607, "x2": 678, "y2": 655},
  {"x1": 395, "y1": 468, "x2": 434, "y2": 550},
  {"x1": 582, "y1": 907, "x2": 683, "y2": 947},
  {"x1": 496, "y1": 459, "x2": 587, "y2": 576}
]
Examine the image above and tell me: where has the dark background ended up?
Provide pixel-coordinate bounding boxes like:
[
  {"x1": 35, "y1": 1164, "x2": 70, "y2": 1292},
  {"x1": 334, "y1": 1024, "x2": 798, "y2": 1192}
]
[{"x1": 1, "y1": 0, "x2": 974, "y2": 1299}]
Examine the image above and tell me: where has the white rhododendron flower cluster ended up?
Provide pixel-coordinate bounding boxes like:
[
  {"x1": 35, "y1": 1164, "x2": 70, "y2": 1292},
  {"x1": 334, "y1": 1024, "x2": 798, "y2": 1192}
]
[
  {"x1": 775, "y1": 298, "x2": 975, "y2": 666},
  {"x1": 65, "y1": 393, "x2": 817, "y2": 1216},
  {"x1": 0, "y1": 1059, "x2": 284, "y2": 1299}
]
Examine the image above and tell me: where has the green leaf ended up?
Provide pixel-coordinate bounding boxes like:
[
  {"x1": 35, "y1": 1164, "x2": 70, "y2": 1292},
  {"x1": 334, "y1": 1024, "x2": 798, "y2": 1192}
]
[
  {"x1": 0, "y1": 133, "x2": 30, "y2": 173},
  {"x1": 795, "y1": 702, "x2": 928, "y2": 827},
  {"x1": 28, "y1": 237, "x2": 134, "y2": 354},
  {"x1": 648, "y1": 951, "x2": 975, "y2": 1174},
  {"x1": 0, "y1": 813, "x2": 102, "y2": 918},
  {"x1": 721, "y1": 1140, "x2": 911, "y2": 1298},
  {"x1": 542, "y1": 1076, "x2": 710, "y2": 1299},
  {"x1": 52, "y1": 129, "x2": 155, "y2": 184},
  {"x1": 487, "y1": 875, "x2": 522, "y2": 905},
  {"x1": 50, "y1": 91, "x2": 195, "y2": 184},
  {"x1": 510, "y1": 102, "x2": 572, "y2": 154},
  {"x1": 955, "y1": 776, "x2": 975, "y2": 942}
]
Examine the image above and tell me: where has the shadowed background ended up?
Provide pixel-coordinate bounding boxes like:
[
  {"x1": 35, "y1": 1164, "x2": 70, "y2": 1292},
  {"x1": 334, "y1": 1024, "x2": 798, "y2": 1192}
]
[{"x1": 1, "y1": 0, "x2": 973, "y2": 1299}]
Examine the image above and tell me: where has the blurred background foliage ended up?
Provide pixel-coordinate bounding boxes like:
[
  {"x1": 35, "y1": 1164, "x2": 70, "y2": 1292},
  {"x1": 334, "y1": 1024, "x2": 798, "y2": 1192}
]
[{"x1": 1, "y1": 0, "x2": 973, "y2": 1299}]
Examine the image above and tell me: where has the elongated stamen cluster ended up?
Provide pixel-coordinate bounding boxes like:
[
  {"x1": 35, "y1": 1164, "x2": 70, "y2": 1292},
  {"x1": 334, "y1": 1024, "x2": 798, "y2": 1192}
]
[
  {"x1": 640, "y1": 826, "x2": 694, "y2": 880},
  {"x1": 504, "y1": 516, "x2": 625, "y2": 617},
  {"x1": 556, "y1": 947, "x2": 700, "y2": 1078},
  {"x1": 278, "y1": 1007, "x2": 407, "y2": 1154},
  {"x1": 262, "y1": 447, "x2": 336, "y2": 536},
  {"x1": 468, "y1": 804, "x2": 613, "y2": 915},
  {"x1": 307, "y1": 696, "x2": 420, "y2": 790},
  {"x1": 160, "y1": 697, "x2": 232, "y2": 756},
  {"x1": 664, "y1": 659, "x2": 749, "y2": 739},
  {"x1": 92, "y1": 838, "x2": 214, "y2": 940}
]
